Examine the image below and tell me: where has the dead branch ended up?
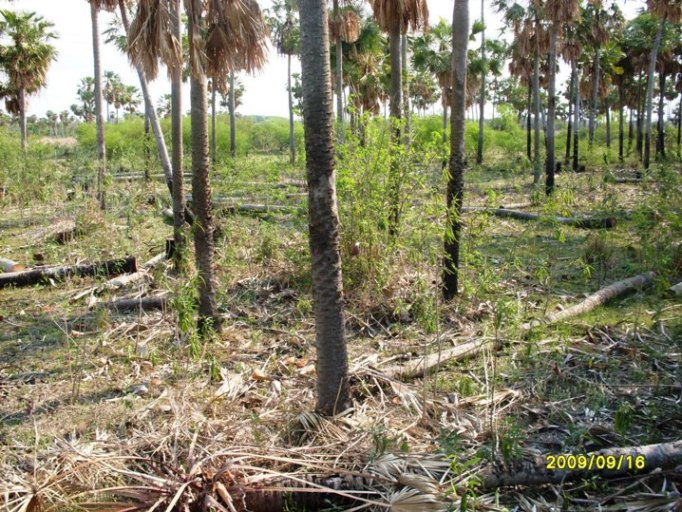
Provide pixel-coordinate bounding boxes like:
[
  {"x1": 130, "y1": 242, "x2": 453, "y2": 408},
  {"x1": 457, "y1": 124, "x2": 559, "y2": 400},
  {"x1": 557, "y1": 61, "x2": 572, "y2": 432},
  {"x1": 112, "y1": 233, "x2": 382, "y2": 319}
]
[
  {"x1": 99, "y1": 293, "x2": 169, "y2": 312},
  {"x1": 0, "y1": 257, "x2": 25, "y2": 273},
  {"x1": 98, "y1": 249, "x2": 168, "y2": 293},
  {"x1": 480, "y1": 440, "x2": 682, "y2": 489},
  {"x1": 0, "y1": 256, "x2": 138, "y2": 289},
  {"x1": 463, "y1": 207, "x2": 617, "y2": 229},
  {"x1": 668, "y1": 281, "x2": 682, "y2": 297},
  {"x1": 386, "y1": 272, "x2": 656, "y2": 379}
]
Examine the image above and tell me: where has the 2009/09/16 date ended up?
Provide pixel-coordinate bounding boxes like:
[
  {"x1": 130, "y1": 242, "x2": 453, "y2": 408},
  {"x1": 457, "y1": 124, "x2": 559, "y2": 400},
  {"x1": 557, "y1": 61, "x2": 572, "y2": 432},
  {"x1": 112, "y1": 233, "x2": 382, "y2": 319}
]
[{"x1": 546, "y1": 454, "x2": 646, "y2": 471}]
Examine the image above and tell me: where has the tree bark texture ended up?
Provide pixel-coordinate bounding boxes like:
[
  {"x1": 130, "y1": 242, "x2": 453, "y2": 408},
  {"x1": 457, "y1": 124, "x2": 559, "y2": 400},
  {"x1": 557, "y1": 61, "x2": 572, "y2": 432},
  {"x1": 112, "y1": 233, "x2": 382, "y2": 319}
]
[
  {"x1": 91, "y1": 2, "x2": 107, "y2": 210},
  {"x1": 442, "y1": 0, "x2": 468, "y2": 300},
  {"x1": 188, "y1": 0, "x2": 220, "y2": 334},
  {"x1": 545, "y1": 29, "x2": 557, "y2": 196},
  {"x1": 589, "y1": 46, "x2": 600, "y2": 148},
  {"x1": 299, "y1": 0, "x2": 350, "y2": 415},
  {"x1": 644, "y1": 16, "x2": 667, "y2": 169},
  {"x1": 476, "y1": 0, "x2": 485, "y2": 165},
  {"x1": 573, "y1": 66, "x2": 581, "y2": 171}
]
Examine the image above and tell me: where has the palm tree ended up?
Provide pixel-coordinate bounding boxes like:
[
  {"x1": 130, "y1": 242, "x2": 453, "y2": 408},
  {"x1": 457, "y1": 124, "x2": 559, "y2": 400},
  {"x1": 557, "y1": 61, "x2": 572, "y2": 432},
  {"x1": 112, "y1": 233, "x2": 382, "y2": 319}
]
[
  {"x1": 643, "y1": 1, "x2": 681, "y2": 169},
  {"x1": 267, "y1": 0, "x2": 300, "y2": 163},
  {"x1": 369, "y1": 0, "x2": 428, "y2": 235},
  {"x1": 88, "y1": 0, "x2": 118, "y2": 209},
  {"x1": 298, "y1": 0, "x2": 349, "y2": 415},
  {"x1": 476, "y1": 0, "x2": 486, "y2": 165},
  {"x1": 443, "y1": 0, "x2": 469, "y2": 300},
  {"x1": 545, "y1": 0, "x2": 580, "y2": 195},
  {"x1": 0, "y1": 10, "x2": 57, "y2": 151}
]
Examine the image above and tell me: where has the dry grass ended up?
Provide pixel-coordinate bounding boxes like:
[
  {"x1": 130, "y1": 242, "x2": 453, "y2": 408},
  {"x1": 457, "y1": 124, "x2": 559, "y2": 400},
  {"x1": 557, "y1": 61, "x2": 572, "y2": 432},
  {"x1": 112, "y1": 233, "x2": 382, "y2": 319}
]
[{"x1": 0, "y1": 163, "x2": 680, "y2": 510}]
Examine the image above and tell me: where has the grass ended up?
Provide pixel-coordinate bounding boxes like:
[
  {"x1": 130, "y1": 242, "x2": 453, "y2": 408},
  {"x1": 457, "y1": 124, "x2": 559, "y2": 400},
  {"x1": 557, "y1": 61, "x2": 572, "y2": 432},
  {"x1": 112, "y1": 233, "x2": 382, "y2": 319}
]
[{"x1": 0, "y1": 124, "x2": 681, "y2": 510}]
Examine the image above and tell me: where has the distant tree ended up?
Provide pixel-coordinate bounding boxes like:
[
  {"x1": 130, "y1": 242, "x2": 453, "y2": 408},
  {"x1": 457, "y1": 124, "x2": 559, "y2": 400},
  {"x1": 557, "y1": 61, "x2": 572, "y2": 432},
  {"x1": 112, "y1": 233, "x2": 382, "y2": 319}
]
[
  {"x1": 0, "y1": 10, "x2": 58, "y2": 150},
  {"x1": 266, "y1": 0, "x2": 301, "y2": 163},
  {"x1": 45, "y1": 110, "x2": 58, "y2": 135},
  {"x1": 59, "y1": 110, "x2": 71, "y2": 136},
  {"x1": 71, "y1": 77, "x2": 96, "y2": 122}
]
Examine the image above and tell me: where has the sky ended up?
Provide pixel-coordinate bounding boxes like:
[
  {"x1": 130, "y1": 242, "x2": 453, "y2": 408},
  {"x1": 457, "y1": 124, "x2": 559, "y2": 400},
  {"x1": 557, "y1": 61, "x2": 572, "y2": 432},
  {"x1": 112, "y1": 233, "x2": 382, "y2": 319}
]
[{"x1": 0, "y1": 0, "x2": 645, "y2": 120}]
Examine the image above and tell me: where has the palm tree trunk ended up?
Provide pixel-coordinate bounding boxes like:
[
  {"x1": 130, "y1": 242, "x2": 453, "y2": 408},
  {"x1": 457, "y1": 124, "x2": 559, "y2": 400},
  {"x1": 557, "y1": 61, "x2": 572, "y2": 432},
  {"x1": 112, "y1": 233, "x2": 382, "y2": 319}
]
[
  {"x1": 119, "y1": 1, "x2": 176, "y2": 203},
  {"x1": 211, "y1": 83, "x2": 217, "y2": 164},
  {"x1": 677, "y1": 93, "x2": 682, "y2": 153},
  {"x1": 644, "y1": 15, "x2": 667, "y2": 170},
  {"x1": 333, "y1": 0, "x2": 344, "y2": 143},
  {"x1": 442, "y1": 93, "x2": 448, "y2": 145},
  {"x1": 589, "y1": 47, "x2": 600, "y2": 148},
  {"x1": 170, "y1": 0, "x2": 186, "y2": 268},
  {"x1": 91, "y1": 2, "x2": 107, "y2": 210},
  {"x1": 187, "y1": 0, "x2": 220, "y2": 334},
  {"x1": 387, "y1": 28, "x2": 402, "y2": 235},
  {"x1": 637, "y1": 72, "x2": 644, "y2": 159},
  {"x1": 573, "y1": 66, "x2": 581, "y2": 172},
  {"x1": 143, "y1": 107, "x2": 151, "y2": 180},
  {"x1": 628, "y1": 105, "x2": 633, "y2": 150},
  {"x1": 605, "y1": 100, "x2": 611, "y2": 150},
  {"x1": 526, "y1": 85, "x2": 532, "y2": 161},
  {"x1": 298, "y1": 0, "x2": 349, "y2": 415},
  {"x1": 618, "y1": 85, "x2": 625, "y2": 162},
  {"x1": 229, "y1": 71, "x2": 236, "y2": 158},
  {"x1": 545, "y1": 30, "x2": 557, "y2": 196},
  {"x1": 401, "y1": 33, "x2": 411, "y2": 145},
  {"x1": 532, "y1": 40, "x2": 541, "y2": 184},
  {"x1": 476, "y1": 0, "x2": 485, "y2": 165},
  {"x1": 565, "y1": 64, "x2": 575, "y2": 166},
  {"x1": 656, "y1": 71, "x2": 666, "y2": 159},
  {"x1": 19, "y1": 88, "x2": 27, "y2": 152},
  {"x1": 443, "y1": 0, "x2": 468, "y2": 300},
  {"x1": 287, "y1": 53, "x2": 296, "y2": 163}
]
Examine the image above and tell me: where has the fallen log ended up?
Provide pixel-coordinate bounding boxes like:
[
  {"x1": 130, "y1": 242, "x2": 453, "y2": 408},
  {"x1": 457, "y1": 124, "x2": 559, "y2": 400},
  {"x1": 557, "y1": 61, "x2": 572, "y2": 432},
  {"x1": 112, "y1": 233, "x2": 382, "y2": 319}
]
[
  {"x1": 99, "y1": 293, "x2": 169, "y2": 312},
  {"x1": 463, "y1": 207, "x2": 617, "y2": 229},
  {"x1": 668, "y1": 281, "x2": 682, "y2": 297},
  {"x1": 99, "y1": 248, "x2": 169, "y2": 292},
  {"x1": 0, "y1": 256, "x2": 138, "y2": 289},
  {"x1": 0, "y1": 257, "x2": 25, "y2": 273},
  {"x1": 480, "y1": 439, "x2": 682, "y2": 489},
  {"x1": 386, "y1": 272, "x2": 656, "y2": 379},
  {"x1": 521, "y1": 271, "x2": 656, "y2": 330}
]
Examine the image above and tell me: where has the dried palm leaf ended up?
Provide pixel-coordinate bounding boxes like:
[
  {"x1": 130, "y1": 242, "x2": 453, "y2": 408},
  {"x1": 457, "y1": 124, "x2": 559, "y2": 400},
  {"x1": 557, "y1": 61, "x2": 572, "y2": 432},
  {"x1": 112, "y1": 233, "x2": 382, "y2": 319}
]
[
  {"x1": 368, "y1": 0, "x2": 429, "y2": 35},
  {"x1": 205, "y1": 0, "x2": 269, "y2": 84},
  {"x1": 127, "y1": 0, "x2": 182, "y2": 80}
]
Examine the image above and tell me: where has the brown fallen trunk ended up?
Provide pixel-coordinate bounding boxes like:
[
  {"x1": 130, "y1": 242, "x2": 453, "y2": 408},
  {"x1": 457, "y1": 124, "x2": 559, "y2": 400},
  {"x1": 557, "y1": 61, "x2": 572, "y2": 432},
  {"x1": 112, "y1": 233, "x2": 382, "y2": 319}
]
[
  {"x1": 0, "y1": 256, "x2": 138, "y2": 289},
  {"x1": 99, "y1": 293, "x2": 169, "y2": 312},
  {"x1": 99, "y1": 247, "x2": 169, "y2": 293},
  {"x1": 463, "y1": 207, "x2": 617, "y2": 229},
  {"x1": 386, "y1": 272, "x2": 655, "y2": 379},
  {"x1": 480, "y1": 439, "x2": 682, "y2": 489},
  {"x1": 0, "y1": 257, "x2": 25, "y2": 273},
  {"x1": 668, "y1": 281, "x2": 682, "y2": 297}
]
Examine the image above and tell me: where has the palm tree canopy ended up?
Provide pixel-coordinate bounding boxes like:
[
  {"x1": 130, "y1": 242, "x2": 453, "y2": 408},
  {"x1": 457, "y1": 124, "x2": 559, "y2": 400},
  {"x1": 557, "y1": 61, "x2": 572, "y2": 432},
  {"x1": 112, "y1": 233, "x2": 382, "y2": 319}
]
[
  {"x1": 369, "y1": 0, "x2": 429, "y2": 34},
  {"x1": 0, "y1": 9, "x2": 57, "y2": 110}
]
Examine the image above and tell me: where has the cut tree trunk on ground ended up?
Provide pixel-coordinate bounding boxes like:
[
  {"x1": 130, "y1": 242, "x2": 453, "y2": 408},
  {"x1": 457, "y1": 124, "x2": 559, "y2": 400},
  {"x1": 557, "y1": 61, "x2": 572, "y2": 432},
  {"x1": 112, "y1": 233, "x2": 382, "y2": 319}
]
[
  {"x1": 481, "y1": 439, "x2": 682, "y2": 489},
  {"x1": 611, "y1": 178, "x2": 643, "y2": 184},
  {"x1": 99, "y1": 293, "x2": 169, "y2": 312},
  {"x1": 386, "y1": 272, "x2": 655, "y2": 379},
  {"x1": 0, "y1": 256, "x2": 138, "y2": 289},
  {"x1": 0, "y1": 258, "x2": 25, "y2": 273},
  {"x1": 463, "y1": 207, "x2": 617, "y2": 229},
  {"x1": 668, "y1": 281, "x2": 682, "y2": 297},
  {"x1": 99, "y1": 246, "x2": 170, "y2": 293}
]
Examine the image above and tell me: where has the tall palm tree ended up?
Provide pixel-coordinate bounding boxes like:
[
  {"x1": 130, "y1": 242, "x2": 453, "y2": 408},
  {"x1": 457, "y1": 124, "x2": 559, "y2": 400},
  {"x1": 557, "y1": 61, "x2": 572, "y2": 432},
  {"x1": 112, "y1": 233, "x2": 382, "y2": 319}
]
[
  {"x1": 298, "y1": 0, "x2": 349, "y2": 415},
  {"x1": 88, "y1": 0, "x2": 118, "y2": 210},
  {"x1": 643, "y1": 0, "x2": 680, "y2": 169},
  {"x1": 369, "y1": 0, "x2": 428, "y2": 236},
  {"x1": 476, "y1": 0, "x2": 486, "y2": 165},
  {"x1": 443, "y1": 0, "x2": 469, "y2": 300},
  {"x1": 0, "y1": 10, "x2": 57, "y2": 152},
  {"x1": 115, "y1": 0, "x2": 189, "y2": 267},
  {"x1": 267, "y1": 0, "x2": 300, "y2": 163},
  {"x1": 545, "y1": 0, "x2": 580, "y2": 195}
]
